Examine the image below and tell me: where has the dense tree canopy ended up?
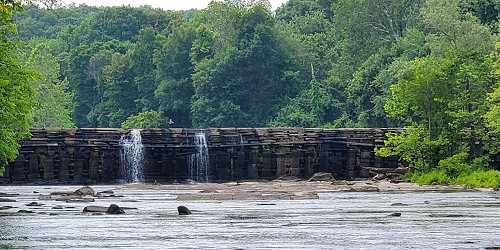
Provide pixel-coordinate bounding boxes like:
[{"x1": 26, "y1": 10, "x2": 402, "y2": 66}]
[
  {"x1": 0, "y1": 0, "x2": 57, "y2": 174},
  {"x1": 6, "y1": 0, "x2": 500, "y2": 182}
]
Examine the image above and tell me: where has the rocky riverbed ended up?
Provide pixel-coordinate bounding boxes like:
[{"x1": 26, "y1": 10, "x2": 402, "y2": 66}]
[{"x1": 1, "y1": 180, "x2": 500, "y2": 249}]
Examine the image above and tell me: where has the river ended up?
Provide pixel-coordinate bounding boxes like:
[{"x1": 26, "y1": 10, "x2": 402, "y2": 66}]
[{"x1": 1, "y1": 184, "x2": 500, "y2": 249}]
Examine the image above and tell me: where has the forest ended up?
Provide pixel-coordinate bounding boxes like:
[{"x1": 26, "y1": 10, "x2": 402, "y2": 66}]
[{"x1": 4, "y1": 0, "x2": 500, "y2": 185}]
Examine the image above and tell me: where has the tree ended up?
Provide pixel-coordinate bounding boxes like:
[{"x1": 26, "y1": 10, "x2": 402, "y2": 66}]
[
  {"x1": 191, "y1": 3, "x2": 302, "y2": 127},
  {"x1": 0, "y1": 0, "x2": 52, "y2": 175},
  {"x1": 23, "y1": 43, "x2": 74, "y2": 128},
  {"x1": 130, "y1": 26, "x2": 159, "y2": 112},
  {"x1": 379, "y1": 49, "x2": 495, "y2": 171},
  {"x1": 154, "y1": 21, "x2": 197, "y2": 128},
  {"x1": 422, "y1": 0, "x2": 494, "y2": 56},
  {"x1": 121, "y1": 110, "x2": 167, "y2": 129},
  {"x1": 96, "y1": 51, "x2": 139, "y2": 127},
  {"x1": 65, "y1": 41, "x2": 130, "y2": 127},
  {"x1": 333, "y1": 0, "x2": 424, "y2": 78},
  {"x1": 344, "y1": 29, "x2": 429, "y2": 127}
]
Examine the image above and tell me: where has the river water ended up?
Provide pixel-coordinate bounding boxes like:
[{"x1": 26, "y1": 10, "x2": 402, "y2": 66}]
[{"x1": 1, "y1": 185, "x2": 500, "y2": 250}]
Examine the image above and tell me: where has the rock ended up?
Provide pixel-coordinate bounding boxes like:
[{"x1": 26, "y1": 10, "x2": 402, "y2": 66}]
[
  {"x1": 50, "y1": 191, "x2": 75, "y2": 196},
  {"x1": 372, "y1": 173, "x2": 387, "y2": 181},
  {"x1": 0, "y1": 192, "x2": 19, "y2": 197},
  {"x1": 83, "y1": 206, "x2": 108, "y2": 213},
  {"x1": 96, "y1": 190, "x2": 114, "y2": 196},
  {"x1": 74, "y1": 186, "x2": 95, "y2": 196},
  {"x1": 389, "y1": 178, "x2": 411, "y2": 183},
  {"x1": 390, "y1": 203, "x2": 409, "y2": 206},
  {"x1": 38, "y1": 195, "x2": 52, "y2": 200},
  {"x1": 106, "y1": 204, "x2": 125, "y2": 214},
  {"x1": 308, "y1": 172, "x2": 334, "y2": 182},
  {"x1": 348, "y1": 186, "x2": 380, "y2": 192},
  {"x1": 18, "y1": 210, "x2": 35, "y2": 214},
  {"x1": 178, "y1": 205, "x2": 192, "y2": 215},
  {"x1": 26, "y1": 202, "x2": 43, "y2": 206},
  {"x1": 290, "y1": 191, "x2": 319, "y2": 200},
  {"x1": 66, "y1": 198, "x2": 95, "y2": 203},
  {"x1": 83, "y1": 204, "x2": 124, "y2": 214},
  {"x1": 0, "y1": 198, "x2": 16, "y2": 202},
  {"x1": 362, "y1": 166, "x2": 408, "y2": 175},
  {"x1": 331, "y1": 180, "x2": 348, "y2": 185}
]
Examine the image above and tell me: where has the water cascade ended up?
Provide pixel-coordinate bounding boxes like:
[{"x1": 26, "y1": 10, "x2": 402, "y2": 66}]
[
  {"x1": 188, "y1": 132, "x2": 209, "y2": 182},
  {"x1": 119, "y1": 129, "x2": 145, "y2": 183}
]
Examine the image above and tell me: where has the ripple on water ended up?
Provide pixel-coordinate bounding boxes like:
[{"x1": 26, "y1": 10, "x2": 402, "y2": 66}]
[{"x1": 0, "y1": 186, "x2": 500, "y2": 249}]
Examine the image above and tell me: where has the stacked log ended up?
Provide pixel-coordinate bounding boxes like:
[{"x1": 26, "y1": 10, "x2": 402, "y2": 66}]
[{"x1": 2, "y1": 127, "x2": 403, "y2": 184}]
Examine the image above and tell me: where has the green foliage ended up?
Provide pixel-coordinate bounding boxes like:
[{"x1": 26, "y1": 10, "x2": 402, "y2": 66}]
[
  {"x1": 376, "y1": 127, "x2": 435, "y2": 171},
  {"x1": 410, "y1": 170, "x2": 451, "y2": 185},
  {"x1": 13, "y1": 3, "x2": 99, "y2": 40},
  {"x1": 22, "y1": 42, "x2": 74, "y2": 128},
  {"x1": 121, "y1": 110, "x2": 167, "y2": 129},
  {"x1": 0, "y1": 0, "x2": 43, "y2": 174},
  {"x1": 410, "y1": 167, "x2": 500, "y2": 188},
  {"x1": 436, "y1": 152, "x2": 473, "y2": 178},
  {"x1": 455, "y1": 170, "x2": 500, "y2": 188}
]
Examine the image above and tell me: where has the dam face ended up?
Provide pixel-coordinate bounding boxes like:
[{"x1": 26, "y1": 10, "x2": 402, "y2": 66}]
[{"x1": 2, "y1": 128, "x2": 402, "y2": 184}]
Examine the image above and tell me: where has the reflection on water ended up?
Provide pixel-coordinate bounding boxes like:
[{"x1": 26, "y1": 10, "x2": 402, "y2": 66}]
[{"x1": 1, "y1": 185, "x2": 500, "y2": 249}]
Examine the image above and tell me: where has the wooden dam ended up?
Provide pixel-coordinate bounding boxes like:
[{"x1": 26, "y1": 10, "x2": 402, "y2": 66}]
[{"x1": 1, "y1": 128, "x2": 403, "y2": 184}]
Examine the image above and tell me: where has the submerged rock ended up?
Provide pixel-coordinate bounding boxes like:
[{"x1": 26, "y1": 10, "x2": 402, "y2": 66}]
[
  {"x1": 18, "y1": 210, "x2": 35, "y2": 214},
  {"x1": 178, "y1": 206, "x2": 192, "y2": 215},
  {"x1": 0, "y1": 192, "x2": 19, "y2": 197},
  {"x1": 0, "y1": 198, "x2": 16, "y2": 202},
  {"x1": 26, "y1": 202, "x2": 44, "y2": 206}
]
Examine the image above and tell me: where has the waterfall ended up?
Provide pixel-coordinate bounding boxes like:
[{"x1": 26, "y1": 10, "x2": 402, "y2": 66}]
[
  {"x1": 119, "y1": 129, "x2": 145, "y2": 183},
  {"x1": 188, "y1": 132, "x2": 209, "y2": 182}
]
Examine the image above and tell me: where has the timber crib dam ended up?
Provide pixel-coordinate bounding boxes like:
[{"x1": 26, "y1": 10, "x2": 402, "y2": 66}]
[{"x1": 2, "y1": 128, "x2": 403, "y2": 184}]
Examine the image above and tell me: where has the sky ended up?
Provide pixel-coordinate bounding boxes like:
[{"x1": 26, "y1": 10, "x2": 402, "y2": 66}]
[{"x1": 63, "y1": 0, "x2": 290, "y2": 11}]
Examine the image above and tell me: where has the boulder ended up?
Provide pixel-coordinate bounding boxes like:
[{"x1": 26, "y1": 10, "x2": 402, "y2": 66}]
[
  {"x1": 178, "y1": 205, "x2": 192, "y2": 215},
  {"x1": 308, "y1": 172, "x2": 334, "y2": 182},
  {"x1": 74, "y1": 186, "x2": 95, "y2": 196},
  {"x1": 106, "y1": 204, "x2": 125, "y2": 214},
  {"x1": 83, "y1": 206, "x2": 108, "y2": 213},
  {"x1": 83, "y1": 204, "x2": 124, "y2": 214}
]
